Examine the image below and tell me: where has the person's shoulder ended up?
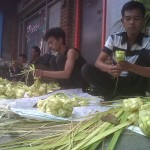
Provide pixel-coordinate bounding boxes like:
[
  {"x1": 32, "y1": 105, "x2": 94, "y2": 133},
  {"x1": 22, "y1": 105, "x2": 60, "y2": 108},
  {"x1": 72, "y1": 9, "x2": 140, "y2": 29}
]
[
  {"x1": 112, "y1": 31, "x2": 126, "y2": 37},
  {"x1": 68, "y1": 48, "x2": 80, "y2": 52},
  {"x1": 32, "y1": 56, "x2": 43, "y2": 64},
  {"x1": 42, "y1": 53, "x2": 51, "y2": 58},
  {"x1": 107, "y1": 31, "x2": 125, "y2": 40},
  {"x1": 141, "y1": 33, "x2": 150, "y2": 50},
  {"x1": 142, "y1": 33, "x2": 150, "y2": 43},
  {"x1": 143, "y1": 33, "x2": 150, "y2": 39},
  {"x1": 67, "y1": 48, "x2": 80, "y2": 58},
  {"x1": 68, "y1": 47, "x2": 79, "y2": 50}
]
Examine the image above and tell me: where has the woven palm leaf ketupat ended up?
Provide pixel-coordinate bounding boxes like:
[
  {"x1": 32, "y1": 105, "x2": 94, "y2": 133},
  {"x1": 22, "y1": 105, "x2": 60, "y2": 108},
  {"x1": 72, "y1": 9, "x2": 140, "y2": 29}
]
[{"x1": 123, "y1": 97, "x2": 143, "y2": 112}]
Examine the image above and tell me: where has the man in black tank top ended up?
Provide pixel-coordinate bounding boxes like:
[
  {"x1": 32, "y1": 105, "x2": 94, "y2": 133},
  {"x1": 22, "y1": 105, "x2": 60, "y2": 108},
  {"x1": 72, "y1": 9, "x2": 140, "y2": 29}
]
[{"x1": 35, "y1": 27, "x2": 87, "y2": 89}]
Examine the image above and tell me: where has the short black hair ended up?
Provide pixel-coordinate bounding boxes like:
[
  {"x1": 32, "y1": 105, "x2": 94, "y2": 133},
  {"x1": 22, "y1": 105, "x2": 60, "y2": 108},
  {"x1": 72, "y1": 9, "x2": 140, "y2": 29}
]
[
  {"x1": 19, "y1": 53, "x2": 27, "y2": 60},
  {"x1": 121, "y1": 1, "x2": 146, "y2": 18},
  {"x1": 44, "y1": 27, "x2": 66, "y2": 44},
  {"x1": 32, "y1": 46, "x2": 41, "y2": 55}
]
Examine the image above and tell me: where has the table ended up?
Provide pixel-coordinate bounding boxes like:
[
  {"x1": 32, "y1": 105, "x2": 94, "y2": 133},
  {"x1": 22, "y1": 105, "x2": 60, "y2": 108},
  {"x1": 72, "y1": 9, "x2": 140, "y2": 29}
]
[{"x1": 97, "y1": 130, "x2": 150, "y2": 150}]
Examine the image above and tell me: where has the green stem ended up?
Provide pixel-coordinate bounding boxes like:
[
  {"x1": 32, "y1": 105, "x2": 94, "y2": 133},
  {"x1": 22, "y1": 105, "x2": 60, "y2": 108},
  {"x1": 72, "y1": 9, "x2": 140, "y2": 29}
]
[
  {"x1": 107, "y1": 111, "x2": 129, "y2": 150},
  {"x1": 113, "y1": 77, "x2": 118, "y2": 96}
]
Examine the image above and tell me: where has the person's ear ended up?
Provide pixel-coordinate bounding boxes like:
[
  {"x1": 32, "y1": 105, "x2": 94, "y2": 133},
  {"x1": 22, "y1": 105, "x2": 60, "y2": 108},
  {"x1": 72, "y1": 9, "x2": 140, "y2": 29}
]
[{"x1": 121, "y1": 18, "x2": 125, "y2": 28}]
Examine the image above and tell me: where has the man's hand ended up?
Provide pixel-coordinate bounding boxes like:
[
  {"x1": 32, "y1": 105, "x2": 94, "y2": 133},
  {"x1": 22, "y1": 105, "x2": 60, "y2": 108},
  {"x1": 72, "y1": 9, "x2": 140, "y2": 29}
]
[
  {"x1": 109, "y1": 64, "x2": 122, "y2": 77},
  {"x1": 119, "y1": 60, "x2": 150, "y2": 78},
  {"x1": 119, "y1": 60, "x2": 131, "y2": 71},
  {"x1": 35, "y1": 69, "x2": 43, "y2": 78}
]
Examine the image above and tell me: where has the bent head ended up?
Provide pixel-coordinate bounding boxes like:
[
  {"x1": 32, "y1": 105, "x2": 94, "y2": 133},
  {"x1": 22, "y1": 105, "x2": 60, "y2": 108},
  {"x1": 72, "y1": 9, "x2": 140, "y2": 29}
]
[
  {"x1": 18, "y1": 53, "x2": 27, "y2": 63},
  {"x1": 31, "y1": 46, "x2": 41, "y2": 59},
  {"x1": 44, "y1": 27, "x2": 66, "y2": 52},
  {"x1": 121, "y1": 1, "x2": 146, "y2": 35}
]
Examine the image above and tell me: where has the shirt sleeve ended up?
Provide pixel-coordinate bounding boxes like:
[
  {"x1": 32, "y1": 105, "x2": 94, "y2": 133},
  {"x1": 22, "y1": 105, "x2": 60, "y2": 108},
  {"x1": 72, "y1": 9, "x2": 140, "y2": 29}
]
[
  {"x1": 144, "y1": 40, "x2": 150, "y2": 65},
  {"x1": 102, "y1": 35, "x2": 114, "y2": 55},
  {"x1": 137, "y1": 50, "x2": 150, "y2": 66}
]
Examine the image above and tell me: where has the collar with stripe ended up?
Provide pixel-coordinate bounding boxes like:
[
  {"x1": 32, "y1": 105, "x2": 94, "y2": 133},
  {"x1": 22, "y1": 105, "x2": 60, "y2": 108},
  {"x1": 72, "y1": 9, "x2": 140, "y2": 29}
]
[{"x1": 120, "y1": 32, "x2": 144, "y2": 46}]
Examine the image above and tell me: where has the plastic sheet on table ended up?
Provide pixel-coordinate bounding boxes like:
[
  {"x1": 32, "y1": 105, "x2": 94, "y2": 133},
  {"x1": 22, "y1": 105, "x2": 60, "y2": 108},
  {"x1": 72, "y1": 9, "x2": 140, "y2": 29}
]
[{"x1": 9, "y1": 89, "x2": 106, "y2": 121}]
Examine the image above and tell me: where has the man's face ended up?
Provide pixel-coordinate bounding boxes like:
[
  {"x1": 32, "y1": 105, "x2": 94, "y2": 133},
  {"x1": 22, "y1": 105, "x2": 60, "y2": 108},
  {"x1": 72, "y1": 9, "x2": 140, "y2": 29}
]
[
  {"x1": 47, "y1": 37, "x2": 62, "y2": 52},
  {"x1": 122, "y1": 9, "x2": 144, "y2": 35},
  {"x1": 18, "y1": 56, "x2": 26, "y2": 63},
  {"x1": 18, "y1": 56, "x2": 23, "y2": 63},
  {"x1": 31, "y1": 49, "x2": 36, "y2": 58}
]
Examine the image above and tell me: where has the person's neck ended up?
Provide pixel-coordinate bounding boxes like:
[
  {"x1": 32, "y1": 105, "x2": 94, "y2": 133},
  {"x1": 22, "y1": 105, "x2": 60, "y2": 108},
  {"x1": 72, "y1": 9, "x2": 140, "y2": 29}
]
[
  {"x1": 127, "y1": 32, "x2": 140, "y2": 46},
  {"x1": 59, "y1": 44, "x2": 67, "y2": 54},
  {"x1": 33, "y1": 55, "x2": 40, "y2": 61},
  {"x1": 22, "y1": 60, "x2": 27, "y2": 63}
]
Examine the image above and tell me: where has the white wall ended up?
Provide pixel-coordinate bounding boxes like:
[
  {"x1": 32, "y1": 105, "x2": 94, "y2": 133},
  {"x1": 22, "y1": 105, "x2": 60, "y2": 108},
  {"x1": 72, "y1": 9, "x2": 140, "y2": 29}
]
[{"x1": 106, "y1": 0, "x2": 130, "y2": 39}]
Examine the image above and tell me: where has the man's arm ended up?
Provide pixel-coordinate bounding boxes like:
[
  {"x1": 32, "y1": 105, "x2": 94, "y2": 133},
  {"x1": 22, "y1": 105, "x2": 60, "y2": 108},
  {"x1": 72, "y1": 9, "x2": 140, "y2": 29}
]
[
  {"x1": 95, "y1": 51, "x2": 111, "y2": 72},
  {"x1": 119, "y1": 61, "x2": 150, "y2": 78},
  {"x1": 35, "y1": 49, "x2": 79, "y2": 79},
  {"x1": 95, "y1": 51, "x2": 122, "y2": 77}
]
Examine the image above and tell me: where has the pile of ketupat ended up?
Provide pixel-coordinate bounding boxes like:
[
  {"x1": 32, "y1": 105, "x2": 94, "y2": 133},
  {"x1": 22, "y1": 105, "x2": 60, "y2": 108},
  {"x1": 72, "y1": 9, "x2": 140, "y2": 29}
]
[
  {"x1": 37, "y1": 93, "x2": 90, "y2": 117},
  {"x1": 0, "y1": 96, "x2": 149, "y2": 150},
  {"x1": 123, "y1": 97, "x2": 150, "y2": 136},
  {"x1": 0, "y1": 77, "x2": 60, "y2": 99},
  {"x1": 0, "y1": 55, "x2": 149, "y2": 149},
  {"x1": 37, "y1": 93, "x2": 74, "y2": 117}
]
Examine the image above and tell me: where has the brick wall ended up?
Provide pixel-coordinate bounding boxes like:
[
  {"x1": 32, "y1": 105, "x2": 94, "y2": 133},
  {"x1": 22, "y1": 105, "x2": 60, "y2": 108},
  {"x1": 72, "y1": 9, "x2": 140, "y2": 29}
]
[{"x1": 60, "y1": 0, "x2": 76, "y2": 48}]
